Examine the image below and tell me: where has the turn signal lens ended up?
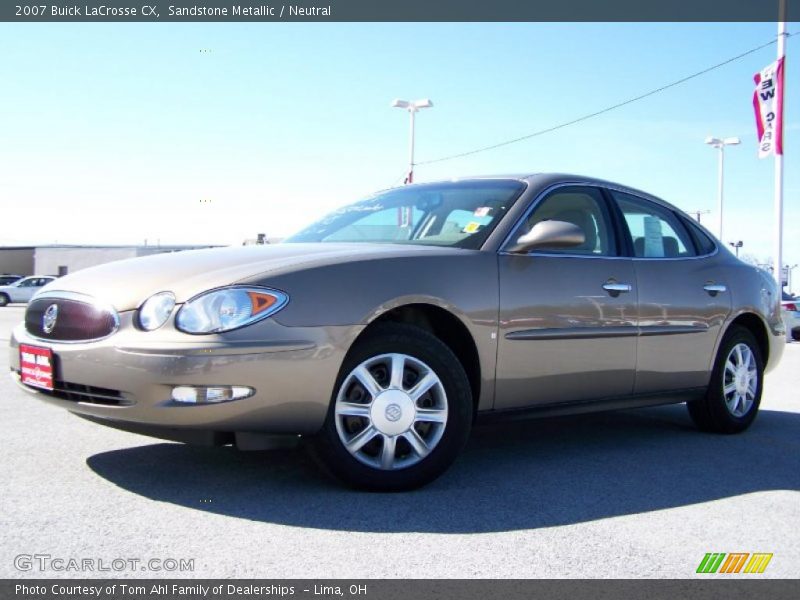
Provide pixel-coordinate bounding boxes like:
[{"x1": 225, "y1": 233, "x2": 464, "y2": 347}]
[{"x1": 175, "y1": 286, "x2": 289, "y2": 334}]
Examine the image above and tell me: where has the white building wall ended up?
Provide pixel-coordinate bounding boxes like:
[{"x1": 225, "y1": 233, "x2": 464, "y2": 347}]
[
  {"x1": 34, "y1": 248, "x2": 139, "y2": 276},
  {"x1": 33, "y1": 246, "x2": 220, "y2": 276},
  {"x1": 0, "y1": 248, "x2": 35, "y2": 276}
]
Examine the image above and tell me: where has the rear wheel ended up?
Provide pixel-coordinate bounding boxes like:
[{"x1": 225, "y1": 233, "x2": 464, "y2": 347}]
[
  {"x1": 687, "y1": 325, "x2": 763, "y2": 433},
  {"x1": 0, "y1": 294, "x2": 9, "y2": 307},
  {"x1": 311, "y1": 323, "x2": 472, "y2": 491}
]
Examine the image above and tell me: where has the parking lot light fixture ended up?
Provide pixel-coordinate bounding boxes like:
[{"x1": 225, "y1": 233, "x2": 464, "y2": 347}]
[
  {"x1": 392, "y1": 98, "x2": 434, "y2": 184},
  {"x1": 705, "y1": 136, "x2": 741, "y2": 241}
]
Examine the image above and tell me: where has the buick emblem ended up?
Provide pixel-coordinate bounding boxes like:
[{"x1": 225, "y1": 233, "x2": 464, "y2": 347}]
[
  {"x1": 43, "y1": 304, "x2": 59, "y2": 334},
  {"x1": 385, "y1": 403, "x2": 402, "y2": 422}
]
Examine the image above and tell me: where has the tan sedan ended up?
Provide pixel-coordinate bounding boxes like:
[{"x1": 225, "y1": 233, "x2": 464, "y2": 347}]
[{"x1": 9, "y1": 174, "x2": 785, "y2": 490}]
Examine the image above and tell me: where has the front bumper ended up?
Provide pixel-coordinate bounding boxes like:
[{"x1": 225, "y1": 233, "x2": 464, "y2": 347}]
[{"x1": 10, "y1": 314, "x2": 360, "y2": 438}]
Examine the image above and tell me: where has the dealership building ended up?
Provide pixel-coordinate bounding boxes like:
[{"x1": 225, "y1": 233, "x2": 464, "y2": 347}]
[{"x1": 0, "y1": 244, "x2": 220, "y2": 277}]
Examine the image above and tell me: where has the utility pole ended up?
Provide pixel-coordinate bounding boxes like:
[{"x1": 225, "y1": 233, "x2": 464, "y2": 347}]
[{"x1": 773, "y1": 0, "x2": 787, "y2": 288}]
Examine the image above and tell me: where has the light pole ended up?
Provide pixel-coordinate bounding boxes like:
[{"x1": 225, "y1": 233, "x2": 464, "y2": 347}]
[
  {"x1": 391, "y1": 98, "x2": 433, "y2": 184},
  {"x1": 704, "y1": 136, "x2": 740, "y2": 241},
  {"x1": 729, "y1": 240, "x2": 743, "y2": 257}
]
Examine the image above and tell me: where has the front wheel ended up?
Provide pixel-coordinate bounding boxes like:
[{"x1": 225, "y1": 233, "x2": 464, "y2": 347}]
[
  {"x1": 311, "y1": 323, "x2": 473, "y2": 491},
  {"x1": 687, "y1": 325, "x2": 763, "y2": 434},
  {"x1": 0, "y1": 294, "x2": 9, "y2": 307}
]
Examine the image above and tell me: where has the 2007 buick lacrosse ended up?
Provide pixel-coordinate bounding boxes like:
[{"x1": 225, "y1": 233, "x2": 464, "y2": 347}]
[{"x1": 10, "y1": 174, "x2": 785, "y2": 490}]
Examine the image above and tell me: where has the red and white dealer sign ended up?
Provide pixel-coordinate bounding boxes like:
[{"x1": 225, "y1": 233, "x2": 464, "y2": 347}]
[{"x1": 19, "y1": 344, "x2": 54, "y2": 391}]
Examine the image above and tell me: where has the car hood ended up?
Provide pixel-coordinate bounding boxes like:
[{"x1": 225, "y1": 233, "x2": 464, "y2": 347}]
[{"x1": 38, "y1": 243, "x2": 466, "y2": 311}]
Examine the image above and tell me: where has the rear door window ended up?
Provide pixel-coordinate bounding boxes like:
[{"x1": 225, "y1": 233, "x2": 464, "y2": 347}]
[{"x1": 611, "y1": 191, "x2": 696, "y2": 258}]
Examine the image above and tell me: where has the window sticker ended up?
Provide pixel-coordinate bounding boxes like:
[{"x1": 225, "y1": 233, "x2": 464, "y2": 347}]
[
  {"x1": 643, "y1": 216, "x2": 665, "y2": 257},
  {"x1": 463, "y1": 221, "x2": 482, "y2": 233},
  {"x1": 474, "y1": 207, "x2": 492, "y2": 217}
]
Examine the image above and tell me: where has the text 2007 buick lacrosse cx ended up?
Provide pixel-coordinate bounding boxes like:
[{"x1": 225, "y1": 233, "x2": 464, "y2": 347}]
[{"x1": 10, "y1": 174, "x2": 785, "y2": 490}]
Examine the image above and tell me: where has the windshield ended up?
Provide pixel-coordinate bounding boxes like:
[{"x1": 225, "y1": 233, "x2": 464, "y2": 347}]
[{"x1": 285, "y1": 180, "x2": 526, "y2": 249}]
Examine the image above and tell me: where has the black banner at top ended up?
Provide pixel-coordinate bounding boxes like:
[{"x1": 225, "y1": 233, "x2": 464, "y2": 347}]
[{"x1": 0, "y1": 0, "x2": 796, "y2": 22}]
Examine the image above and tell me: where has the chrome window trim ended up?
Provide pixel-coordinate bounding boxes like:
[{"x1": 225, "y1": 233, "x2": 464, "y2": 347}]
[
  {"x1": 25, "y1": 290, "x2": 121, "y2": 344},
  {"x1": 498, "y1": 181, "x2": 719, "y2": 261}
]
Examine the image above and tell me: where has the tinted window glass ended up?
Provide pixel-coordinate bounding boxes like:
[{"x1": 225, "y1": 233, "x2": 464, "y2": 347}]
[
  {"x1": 612, "y1": 191, "x2": 695, "y2": 258},
  {"x1": 516, "y1": 186, "x2": 616, "y2": 256},
  {"x1": 321, "y1": 206, "x2": 425, "y2": 242},
  {"x1": 682, "y1": 217, "x2": 717, "y2": 256}
]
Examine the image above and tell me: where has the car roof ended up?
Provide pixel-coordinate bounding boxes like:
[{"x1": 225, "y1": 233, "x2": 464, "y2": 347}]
[{"x1": 405, "y1": 173, "x2": 681, "y2": 211}]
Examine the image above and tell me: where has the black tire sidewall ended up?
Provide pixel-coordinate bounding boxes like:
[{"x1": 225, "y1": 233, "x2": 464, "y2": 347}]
[
  {"x1": 313, "y1": 323, "x2": 473, "y2": 491},
  {"x1": 0, "y1": 294, "x2": 8, "y2": 307}
]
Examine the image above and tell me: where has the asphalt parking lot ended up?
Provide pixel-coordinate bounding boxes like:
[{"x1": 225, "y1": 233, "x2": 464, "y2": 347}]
[{"x1": 1, "y1": 304, "x2": 798, "y2": 579}]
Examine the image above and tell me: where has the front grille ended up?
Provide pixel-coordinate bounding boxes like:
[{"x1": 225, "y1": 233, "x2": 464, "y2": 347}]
[
  {"x1": 26, "y1": 295, "x2": 119, "y2": 342},
  {"x1": 33, "y1": 378, "x2": 131, "y2": 406}
]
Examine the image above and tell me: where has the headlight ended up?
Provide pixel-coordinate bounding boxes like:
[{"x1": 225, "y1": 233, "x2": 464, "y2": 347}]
[
  {"x1": 175, "y1": 286, "x2": 289, "y2": 334},
  {"x1": 138, "y1": 291, "x2": 176, "y2": 331}
]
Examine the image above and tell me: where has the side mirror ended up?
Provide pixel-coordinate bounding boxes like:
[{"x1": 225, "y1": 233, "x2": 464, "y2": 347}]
[{"x1": 507, "y1": 220, "x2": 586, "y2": 253}]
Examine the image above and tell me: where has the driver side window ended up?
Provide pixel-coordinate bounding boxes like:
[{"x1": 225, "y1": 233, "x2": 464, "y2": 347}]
[{"x1": 520, "y1": 186, "x2": 616, "y2": 256}]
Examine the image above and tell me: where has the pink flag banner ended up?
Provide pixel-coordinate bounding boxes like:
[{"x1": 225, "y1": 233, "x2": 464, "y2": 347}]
[{"x1": 753, "y1": 57, "x2": 785, "y2": 158}]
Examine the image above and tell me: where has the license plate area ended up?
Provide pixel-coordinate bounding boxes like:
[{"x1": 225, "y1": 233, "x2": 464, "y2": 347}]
[{"x1": 19, "y1": 344, "x2": 54, "y2": 391}]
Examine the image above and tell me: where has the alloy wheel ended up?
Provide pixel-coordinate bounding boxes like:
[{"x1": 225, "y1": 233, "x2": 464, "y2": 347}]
[
  {"x1": 723, "y1": 342, "x2": 758, "y2": 417},
  {"x1": 334, "y1": 353, "x2": 448, "y2": 470}
]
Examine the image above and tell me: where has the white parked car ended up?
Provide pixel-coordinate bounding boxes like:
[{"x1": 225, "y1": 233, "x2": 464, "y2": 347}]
[
  {"x1": 0, "y1": 276, "x2": 56, "y2": 307},
  {"x1": 783, "y1": 292, "x2": 800, "y2": 342}
]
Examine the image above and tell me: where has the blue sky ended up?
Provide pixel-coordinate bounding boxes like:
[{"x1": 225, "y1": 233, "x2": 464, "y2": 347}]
[{"x1": 0, "y1": 22, "x2": 797, "y2": 286}]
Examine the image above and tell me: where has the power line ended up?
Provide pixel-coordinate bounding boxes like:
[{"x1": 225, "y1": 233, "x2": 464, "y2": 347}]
[{"x1": 417, "y1": 35, "x2": 792, "y2": 167}]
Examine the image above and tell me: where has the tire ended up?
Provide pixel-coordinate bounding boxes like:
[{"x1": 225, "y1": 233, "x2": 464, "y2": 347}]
[
  {"x1": 310, "y1": 322, "x2": 473, "y2": 491},
  {"x1": 792, "y1": 330, "x2": 800, "y2": 342},
  {"x1": 0, "y1": 294, "x2": 9, "y2": 307},
  {"x1": 687, "y1": 325, "x2": 763, "y2": 434}
]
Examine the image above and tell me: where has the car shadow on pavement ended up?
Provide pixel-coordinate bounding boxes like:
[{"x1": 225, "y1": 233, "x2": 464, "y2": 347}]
[{"x1": 86, "y1": 405, "x2": 800, "y2": 533}]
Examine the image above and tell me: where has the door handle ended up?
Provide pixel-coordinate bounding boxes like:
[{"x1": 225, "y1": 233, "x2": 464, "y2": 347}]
[
  {"x1": 602, "y1": 282, "x2": 632, "y2": 294},
  {"x1": 703, "y1": 284, "x2": 727, "y2": 295}
]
